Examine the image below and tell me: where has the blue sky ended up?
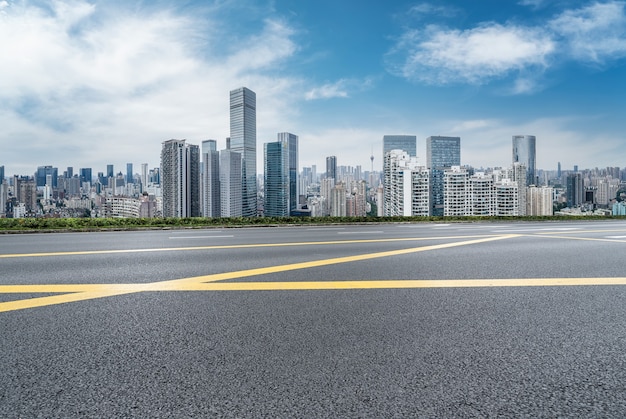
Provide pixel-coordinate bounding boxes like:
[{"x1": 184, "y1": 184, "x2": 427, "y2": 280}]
[{"x1": 1, "y1": 0, "x2": 626, "y2": 176}]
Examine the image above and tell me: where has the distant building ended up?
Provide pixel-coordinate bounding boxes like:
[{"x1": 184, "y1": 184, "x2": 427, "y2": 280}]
[
  {"x1": 527, "y1": 186, "x2": 554, "y2": 216},
  {"x1": 160, "y1": 139, "x2": 200, "y2": 218},
  {"x1": 278, "y1": 132, "x2": 299, "y2": 215},
  {"x1": 220, "y1": 149, "x2": 242, "y2": 217},
  {"x1": 566, "y1": 173, "x2": 584, "y2": 207},
  {"x1": 326, "y1": 155, "x2": 337, "y2": 181},
  {"x1": 512, "y1": 135, "x2": 536, "y2": 186},
  {"x1": 229, "y1": 87, "x2": 257, "y2": 217},
  {"x1": 36, "y1": 166, "x2": 58, "y2": 188},
  {"x1": 202, "y1": 140, "x2": 220, "y2": 218},
  {"x1": 264, "y1": 140, "x2": 289, "y2": 217},
  {"x1": 126, "y1": 163, "x2": 133, "y2": 184},
  {"x1": 383, "y1": 135, "x2": 417, "y2": 158},
  {"x1": 383, "y1": 149, "x2": 429, "y2": 217},
  {"x1": 427, "y1": 136, "x2": 461, "y2": 216}
]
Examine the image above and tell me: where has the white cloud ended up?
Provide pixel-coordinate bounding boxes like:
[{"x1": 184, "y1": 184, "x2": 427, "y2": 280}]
[
  {"x1": 0, "y1": 1, "x2": 301, "y2": 175},
  {"x1": 388, "y1": 1, "x2": 626, "y2": 91},
  {"x1": 305, "y1": 78, "x2": 373, "y2": 101},
  {"x1": 388, "y1": 23, "x2": 554, "y2": 85},
  {"x1": 550, "y1": 1, "x2": 626, "y2": 63}
]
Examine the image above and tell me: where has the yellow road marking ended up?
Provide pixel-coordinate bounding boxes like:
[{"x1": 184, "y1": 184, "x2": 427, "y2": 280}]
[
  {"x1": 0, "y1": 235, "x2": 495, "y2": 259},
  {"x1": 531, "y1": 234, "x2": 626, "y2": 243},
  {"x1": 0, "y1": 235, "x2": 516, "y2": 313},
  {"x1": 160, "y1": 277, "x2": 626, "y2": 291}
]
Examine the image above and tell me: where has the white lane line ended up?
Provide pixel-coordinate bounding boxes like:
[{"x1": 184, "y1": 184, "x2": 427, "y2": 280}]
[
  {"x1": 606, "y1": 236, "x2": 626, "y2": 239},
  {"x1": 336, "y1": 231, "x2": 384, "y2": 235},
  {"x1": 169, "y1": 235, "x2": 234, "y2": 239},
  {"x1": 306, "y1": 228, "x2": 346, "y2": 231}
]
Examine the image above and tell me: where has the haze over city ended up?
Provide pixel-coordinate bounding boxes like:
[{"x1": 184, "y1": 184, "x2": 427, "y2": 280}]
[{"x1": 1, "y1": 0, "x2": 626, "y2": 175}]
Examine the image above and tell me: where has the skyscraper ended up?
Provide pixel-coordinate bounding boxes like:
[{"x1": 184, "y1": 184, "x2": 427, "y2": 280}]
[
  {"x1": 161, "y1": 139, "x2": 201, "y2": 218},
  {"x1": 107, "y1": 164, "x2": 114, "y2": 179},
  {"x1": 512, "y1": 135, "x2": 536, "y2": 186},
  {"x1": 326, "y1": 156, "x2": 337, "y2": 181},
  {"x1": 36, "y1": 166, "x2": 58, "y2": 188},
  {"x1": 229, "y1": 87, "x2": 257, "y2": 217},
  {"x1": 126, "y1": 163, "x2": 134, "y2": 184},
  {"x1": 277, "y1": 132, "x2": 298, "y2": 214},
  {"x1": 220, "y1": 149, "x2": 242, "y2": 217},
  {"x1": 427, "y1": 136, "x2": 461, "y2": 216},
  {"x1": 264, "y1": 140, "x2": 289, "y2": 217},
  {"x1": 202, "y1": 140, "x2": 220, "y2": 218},
  {"x1": 383, "y1": 135, "x2": 417, "y2": 158}
]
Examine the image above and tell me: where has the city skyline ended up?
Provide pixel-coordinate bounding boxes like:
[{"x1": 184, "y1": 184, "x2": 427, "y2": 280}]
[{"x1": 2, "y1": 0, "x2": 626, "y2": 175}]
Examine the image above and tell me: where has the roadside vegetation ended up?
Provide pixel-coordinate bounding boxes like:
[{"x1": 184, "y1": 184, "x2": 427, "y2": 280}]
[{"x1": 0, "y1": 214, "x2": 624, "y2": 233}]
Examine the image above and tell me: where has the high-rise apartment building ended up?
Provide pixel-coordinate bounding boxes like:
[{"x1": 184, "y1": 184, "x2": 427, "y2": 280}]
[
  {"x1": 220, "y1": 149, "x2": 242, "y2": 217},
  {"x1": 383, "y1": 135, "x2": 417, "y2": 158},
  {"x1": 427, "y1": 136, "x2": 461, "y2": 216},
  {"x1": 326, "y1": 156, "x2": 337, "y2": 181},
  {"x1": 527, "y1": 186, "x2": 554, "y2": 215},
  {"x1": 229, "y1": 87, "x2": 257, "y2": 217},
  {"x1": 383, "y1": 149, "x2": 429, "y2": 217},
  {"x1": 161, "y1": 139, "x2": 200, "y2": 218},
  {"x1": 512, "y1": 135, "x2": 536, "y2": 186},
  {"x1": 202, "y1": 140, "x2": 220, "y2": 218},
  {"x1": 277, "y1": 132, "x2": 299, "y2": 214},
  {"x1": 264, "y1": 138, "x2": 290, "y2": 217}
]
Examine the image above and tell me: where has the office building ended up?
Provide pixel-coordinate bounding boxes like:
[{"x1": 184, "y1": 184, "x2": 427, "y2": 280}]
[
  {"x1": 229, "y1": 87, "x2": 257, "y2": 217},
  {"x1": 326, "y1": 156, "x2": 337, "y2": 181},
  {"x1": 79, "y1": 168, "x2": 92, "y2": 189},
  {"x1": 0, "y1": 165, "x2": 4, "y2": 182},
  {"x1": 383, "y1": 135, "x2": 417, "y2": 158},
  {"x1": 202, "y1": 140, "x2": 220, "y2": 218},
  {"x1": 126, "y1": 163, "x2": 133, "y2": 184},
  {"x1": 220, "y1": 149, "x2": 242, "y2": 217},
  {"x1": 107, "y1": 164, "x2": 114, "y2": 179},
  {"x1": 264, "y1": 140, "x2": 289, "y2": 217},
  {"x1": 427, "y1": 136, "x2": 461, "y2": 216},
  {"x1": 35, "y1": 166, "x2": 58, "y2": 188},
  {"x1": 160, "y1": 139, "x2": 201, "y2": 218},
  {"x1": 278, "y1": 132, "x2": 299, "y2": 214},
  {"x1": 566, "y1": 173, "x2": 584, "y2": 207},
  {"x1": 512, "y1": 135, "x2": 536, "y2": 186}
]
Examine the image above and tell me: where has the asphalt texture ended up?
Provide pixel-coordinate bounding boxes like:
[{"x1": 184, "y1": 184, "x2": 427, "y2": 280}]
[{"x1": 2, "y1": 221, "x2": 626, "y2": 417}]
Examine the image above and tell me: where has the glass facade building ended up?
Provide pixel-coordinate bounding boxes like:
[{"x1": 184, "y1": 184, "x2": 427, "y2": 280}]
[
  {"x1": 201, "y1": 140, "x2": 220, "y2": 218},
  {"x1": 512, "y1": 135, "x2": 537, "y2": 186},
  {"x1": 265, "y1": 133, "x2": 298, "y2": 217},
  {"x1": 383, "y1": 135, "x2": 417, "y2": 158},
  {"x1": 229, "y1": 87, "x2": 257, "y2": 217},
  {"x1": 427, "y1": 136, "x2": 461, "y2": 216}
]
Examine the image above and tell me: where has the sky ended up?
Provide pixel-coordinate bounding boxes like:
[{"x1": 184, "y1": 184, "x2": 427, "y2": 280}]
[{"x1": 2, "y1": 0, "x2": 626, "y2": 177}]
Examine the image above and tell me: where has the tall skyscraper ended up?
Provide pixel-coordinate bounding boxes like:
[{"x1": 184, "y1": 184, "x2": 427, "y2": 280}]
[
  {"x1": 107, "y1": 164, "x2": 114, "y2": 179},
  {"x1": 264, "y1": 140, "x2": 289, "y2": 217},
  {"x1": 229, "y1": 87, "x2": 257, "y2": 217},
  {"x1": 36, "y1": 166, "x2": 58, "y2": 188},
  {"x1": 383, "y1": 135, "x2": 417, "y2": 158},
  {"x1": 220, "y1": 149, "x2": 242, "y2": 217},
  {"x1": 277, "y1": 132, "x2": 298, "y2": 214},
  {"x1": 427, "y1": 136, "x2": 461, "y2": 216},
  {"x1": 0, "y1": 165, "x2": 5, "y2": 182},
  {"x1": 141, "y1": 163, "x2": 148, "y2": 191},
  {"x1": 202, "y1": 140, "x2": 220, "y2": 217},
  {"x1": 512, "y1": 135, "x2": 536, "y2": 187},
  {"x1": 566, "y1": 172, "x2": 584, "y2": 208},
  {"x1": 161, "y1": 139, "x2": 201, "y2": 218},
  {"x1": 126, "y1": 163, "x2": 134, "y2": 184},
  {"x1": 326, "y1": 156, "x2": 337, "y2": 181},
  {"x1": 79, "y1": 168, "x2": 92, "y2": 185}
]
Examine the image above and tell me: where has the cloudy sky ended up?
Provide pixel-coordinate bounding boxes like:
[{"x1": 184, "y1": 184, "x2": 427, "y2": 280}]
[{"x1": 2, "y1": 0, "x2": 626, "y2": 177}]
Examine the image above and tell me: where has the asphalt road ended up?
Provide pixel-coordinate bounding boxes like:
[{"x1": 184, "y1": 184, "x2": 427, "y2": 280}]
[{"x1": 2, "y1": 220, "x2": 626, "y2": 417}]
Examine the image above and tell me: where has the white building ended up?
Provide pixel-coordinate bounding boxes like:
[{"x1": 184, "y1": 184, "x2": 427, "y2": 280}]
[
  {"x1": 383, "y1": 149, "x2": 429, "y2": 216},
  {"x1": 527, "y1": 186, "x2": 554, "y2": 216}
]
